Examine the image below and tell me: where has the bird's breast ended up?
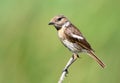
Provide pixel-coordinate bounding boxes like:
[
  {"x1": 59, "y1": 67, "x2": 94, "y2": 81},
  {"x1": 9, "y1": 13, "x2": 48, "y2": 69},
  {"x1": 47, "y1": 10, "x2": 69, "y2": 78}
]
[{"x1": 58, "y1": 27, "x2": 66, "y2": 39}]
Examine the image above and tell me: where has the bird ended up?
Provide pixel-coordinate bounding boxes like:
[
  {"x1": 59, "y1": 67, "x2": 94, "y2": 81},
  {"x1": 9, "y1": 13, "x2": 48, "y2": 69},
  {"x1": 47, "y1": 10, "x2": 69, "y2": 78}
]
[{"x1": 48, "y1": 15, "x2": 105, "y2": 73}]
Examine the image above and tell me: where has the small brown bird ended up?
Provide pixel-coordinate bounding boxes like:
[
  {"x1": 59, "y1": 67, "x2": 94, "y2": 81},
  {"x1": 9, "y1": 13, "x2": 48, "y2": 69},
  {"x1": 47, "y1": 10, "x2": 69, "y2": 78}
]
[{"x1": 48, "y1": 15, "x2": 105, "y2": 73}]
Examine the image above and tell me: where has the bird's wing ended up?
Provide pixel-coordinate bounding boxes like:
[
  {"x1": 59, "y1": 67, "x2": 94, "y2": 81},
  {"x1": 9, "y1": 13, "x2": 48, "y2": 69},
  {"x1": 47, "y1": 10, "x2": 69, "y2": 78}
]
[
  {"x1": 64, "y1": 24, "x2": 94, "y2": 51},
  {"x1": 64, "y1": 24, "x2": 106, "y2": 68}
]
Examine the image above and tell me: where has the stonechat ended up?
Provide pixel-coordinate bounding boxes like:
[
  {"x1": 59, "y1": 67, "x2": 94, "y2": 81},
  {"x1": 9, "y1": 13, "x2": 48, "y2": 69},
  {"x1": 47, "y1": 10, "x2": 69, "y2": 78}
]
[{"x1": 48, "y1": 15, "x2": 105, "y2": 72}]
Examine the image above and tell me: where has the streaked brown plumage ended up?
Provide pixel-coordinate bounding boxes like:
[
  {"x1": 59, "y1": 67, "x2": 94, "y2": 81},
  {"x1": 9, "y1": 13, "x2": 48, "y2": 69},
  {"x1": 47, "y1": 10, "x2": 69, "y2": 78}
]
[{"x1": 49, "y1": 15, "x2": 105, "y2": 68}]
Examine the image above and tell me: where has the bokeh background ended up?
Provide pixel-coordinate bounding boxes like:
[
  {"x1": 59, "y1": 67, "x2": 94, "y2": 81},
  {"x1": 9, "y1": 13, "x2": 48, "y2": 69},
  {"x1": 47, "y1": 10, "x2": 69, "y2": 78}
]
[{"x1": 0, "y1": 0, "x2": 120, "y2": 83}]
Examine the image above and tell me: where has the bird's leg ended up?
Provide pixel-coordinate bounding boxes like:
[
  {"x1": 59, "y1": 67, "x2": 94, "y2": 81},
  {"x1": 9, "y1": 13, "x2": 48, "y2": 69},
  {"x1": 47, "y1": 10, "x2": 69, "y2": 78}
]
[
  {"x1": 58, "y1": 54, "x2": 79, "y2": 83},
  {"x1": 63, "y1": 53, "x2": 79, "y2": 75}
]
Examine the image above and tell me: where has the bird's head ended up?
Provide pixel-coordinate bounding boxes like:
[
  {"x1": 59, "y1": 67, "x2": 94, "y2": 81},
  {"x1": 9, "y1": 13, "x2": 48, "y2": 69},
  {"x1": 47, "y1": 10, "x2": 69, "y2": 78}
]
[{"x1": 48, "y1": 15, "x2": 70, "y2": 30}]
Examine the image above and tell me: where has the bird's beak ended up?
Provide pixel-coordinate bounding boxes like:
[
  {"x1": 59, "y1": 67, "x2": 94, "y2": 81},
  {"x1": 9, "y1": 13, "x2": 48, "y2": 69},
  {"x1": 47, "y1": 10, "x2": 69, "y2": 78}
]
[{"x1": 48, "y1": 22, "x2": 54, "y2": 25}]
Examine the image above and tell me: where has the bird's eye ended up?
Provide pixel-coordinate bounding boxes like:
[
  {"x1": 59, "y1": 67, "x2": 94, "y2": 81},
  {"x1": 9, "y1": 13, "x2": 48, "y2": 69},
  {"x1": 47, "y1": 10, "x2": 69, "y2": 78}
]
[{"x1": 57, "y1": 17, "x2": 62, "y2": 21}]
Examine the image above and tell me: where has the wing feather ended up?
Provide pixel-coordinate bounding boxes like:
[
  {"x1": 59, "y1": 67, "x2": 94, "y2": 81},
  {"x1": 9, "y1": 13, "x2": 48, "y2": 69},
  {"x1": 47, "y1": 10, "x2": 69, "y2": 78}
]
[{"x1": 64, "y1": 24, "x2": 94, "y2": 51}]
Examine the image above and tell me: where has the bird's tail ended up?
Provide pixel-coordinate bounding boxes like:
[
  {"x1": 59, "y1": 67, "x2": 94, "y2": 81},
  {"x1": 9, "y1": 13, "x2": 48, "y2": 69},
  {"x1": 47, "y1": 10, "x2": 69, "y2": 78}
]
[{"x1": 87, "y1": 50, "x2": 105, "y2": 68}]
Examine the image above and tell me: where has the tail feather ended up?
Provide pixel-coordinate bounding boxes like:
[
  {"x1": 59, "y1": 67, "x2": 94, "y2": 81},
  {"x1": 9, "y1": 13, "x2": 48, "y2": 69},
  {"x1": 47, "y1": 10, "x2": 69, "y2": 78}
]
[{"x1": 87, "y1": 51, "x2": 105, "y2": 68}]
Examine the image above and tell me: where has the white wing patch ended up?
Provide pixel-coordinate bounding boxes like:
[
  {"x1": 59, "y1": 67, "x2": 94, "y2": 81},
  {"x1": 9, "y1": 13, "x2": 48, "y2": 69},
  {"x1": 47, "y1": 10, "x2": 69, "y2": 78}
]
[{"x1": 71, "y1": 34, "x2": 84, "y2": 40}]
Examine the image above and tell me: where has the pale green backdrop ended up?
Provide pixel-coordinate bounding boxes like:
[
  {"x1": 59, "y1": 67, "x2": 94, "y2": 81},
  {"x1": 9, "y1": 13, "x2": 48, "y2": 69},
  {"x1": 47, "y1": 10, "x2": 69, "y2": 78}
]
[{"x1": 0, "y1": 0, "x2": 120, "y2": 83}]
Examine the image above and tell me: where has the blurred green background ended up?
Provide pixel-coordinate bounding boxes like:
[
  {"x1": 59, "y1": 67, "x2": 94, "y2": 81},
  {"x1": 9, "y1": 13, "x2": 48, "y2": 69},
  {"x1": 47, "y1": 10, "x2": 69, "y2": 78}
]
[{"x1": 0, "y1": 0, "x2": 120, "y2": 83}]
